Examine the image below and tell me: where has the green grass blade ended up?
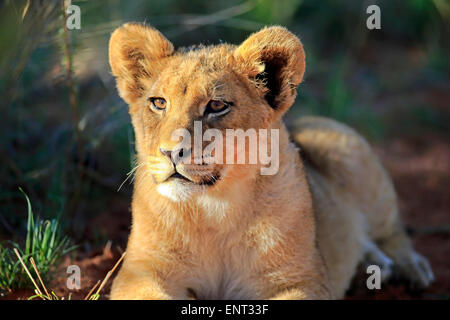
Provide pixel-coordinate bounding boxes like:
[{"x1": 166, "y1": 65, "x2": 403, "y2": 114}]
[{"x1": 19, "y1": 187, "x2": 34, "y2": 256}]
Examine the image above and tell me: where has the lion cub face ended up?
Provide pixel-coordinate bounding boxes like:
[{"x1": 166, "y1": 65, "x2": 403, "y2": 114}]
[{"x1": 109, "y1": 24, "x2": 305, "y2": 201}]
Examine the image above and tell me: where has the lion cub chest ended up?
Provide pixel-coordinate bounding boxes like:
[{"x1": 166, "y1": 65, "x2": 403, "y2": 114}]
[
  {"x1": 181, "y1": 221, "x2": 259, "y2": 299},
  {"x1": 184, "y1": 247, "x2": 258, "y2": 300}
]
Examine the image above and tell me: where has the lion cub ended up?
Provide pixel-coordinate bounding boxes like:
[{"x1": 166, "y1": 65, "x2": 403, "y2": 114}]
[{"x1": 108, "y1": 23, "x2": 433, "y2": 299}]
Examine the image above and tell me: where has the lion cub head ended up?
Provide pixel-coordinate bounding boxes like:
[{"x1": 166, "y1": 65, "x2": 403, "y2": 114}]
[{"x1": 109, "y1": 23, "x2": 305, "y2": 202}]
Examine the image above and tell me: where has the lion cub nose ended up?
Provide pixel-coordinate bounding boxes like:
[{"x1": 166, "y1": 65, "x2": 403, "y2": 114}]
[{"x1": 160, "y1": 147, "x2": 191, "y2": 165}]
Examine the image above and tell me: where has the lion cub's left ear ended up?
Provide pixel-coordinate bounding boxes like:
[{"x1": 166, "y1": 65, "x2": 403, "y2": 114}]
[
  {"x1": 234, "y1": 26, "x2": 305, "y2": 114},
  {"x1": 109, "y1": 23, "x2": 174, "y2": 105}
]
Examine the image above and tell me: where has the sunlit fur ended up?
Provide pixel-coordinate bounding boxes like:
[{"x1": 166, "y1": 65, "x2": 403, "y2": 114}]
[{"x1": 108, "y1": 23, "x2": 433, "y2": 299}]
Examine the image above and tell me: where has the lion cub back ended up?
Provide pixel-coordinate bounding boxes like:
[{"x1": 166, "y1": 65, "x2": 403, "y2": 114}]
[
  {"x1": 290, "y1": 116, "x2": 400, "y2": 297},
  {"x1": 290, "y1": 116, "x2": 397, "y2": 229}
]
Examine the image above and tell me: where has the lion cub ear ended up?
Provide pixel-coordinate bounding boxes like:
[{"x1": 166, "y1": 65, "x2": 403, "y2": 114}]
[
  {"x1": 109, "y1": 23, "x2": 174, "y2": 105},
  {"x1": 234, "y1": 26, "x2": 305, "y2": 113}
]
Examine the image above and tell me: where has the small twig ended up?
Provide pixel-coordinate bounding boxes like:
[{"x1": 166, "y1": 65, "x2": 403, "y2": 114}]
[
  {"x1": 165, "y1": 1, "x2": 256, "y2": 38},
  {"x1": 410, "y1": 225, "x2": 450, "y2": 237},
  {"x1": 62, "y1": 0, "x2": 85, "y2": 220},
  {"x1": 84, "y1": 280, "x2": 100, "y2": 300},
  {"x1": 80, "y1": 166, "x2": 126, "y2": 194},
  {"x1": 13, "y1": 249, "x2": 43, "y2": 297},
  {"x1": 94, "y1": 252, "x2": 126, "y2": 297},
  {"x1": 0, "y1": 151, "x2": 38, "y2": 201},
  {"x1": 29, "y1": 257, "x2": 51, "y2": 299},
  {"x1": 0, "y1": 215, "x2": 14, "y2": 234},
  {"x1": 103, "y1": 240, "x2": 112, "y2": 258}
]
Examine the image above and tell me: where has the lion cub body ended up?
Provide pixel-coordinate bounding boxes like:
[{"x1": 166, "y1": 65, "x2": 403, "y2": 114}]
[
  {"x1": 113, "y1": 123, "x2": 330, "y2": 299},
  {"x1": 108, "y1": 24, "x2": 433, "y2": 299}
]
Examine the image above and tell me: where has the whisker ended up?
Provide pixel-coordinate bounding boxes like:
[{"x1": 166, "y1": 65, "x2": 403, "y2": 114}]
[{"x1": 118, "y1": 163, "x2": 143, "y2": 191}]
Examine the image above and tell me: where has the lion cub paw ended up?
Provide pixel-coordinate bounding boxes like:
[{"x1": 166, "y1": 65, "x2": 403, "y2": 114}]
[{"x1": 395, "y1": 251, "x2": 434, "y2": 289}]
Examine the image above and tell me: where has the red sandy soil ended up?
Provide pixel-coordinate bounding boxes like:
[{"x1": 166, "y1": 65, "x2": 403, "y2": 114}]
[{"x1": 1, "y1": 135, "x2": 449, "y2": 300}]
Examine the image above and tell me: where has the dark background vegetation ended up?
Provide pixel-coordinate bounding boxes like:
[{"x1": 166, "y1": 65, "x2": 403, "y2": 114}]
[{"x1": 0, "y1": 0, "x2": 448, "y2": 299}]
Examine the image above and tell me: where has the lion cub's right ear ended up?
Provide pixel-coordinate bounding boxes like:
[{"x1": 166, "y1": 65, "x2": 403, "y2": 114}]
[{"x1": 109, "y1": 23, "x2": 174, "y2": 105}]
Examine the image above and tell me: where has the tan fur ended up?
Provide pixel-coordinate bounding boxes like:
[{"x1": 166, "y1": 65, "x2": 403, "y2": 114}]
[{"x1": 108, "y1": 23, "x2": 433, "y2": 299}]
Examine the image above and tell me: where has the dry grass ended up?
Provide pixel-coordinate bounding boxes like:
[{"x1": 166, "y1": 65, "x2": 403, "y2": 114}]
[{"x1": 14, "y1": 248, "x2": 126, "y2": 300}]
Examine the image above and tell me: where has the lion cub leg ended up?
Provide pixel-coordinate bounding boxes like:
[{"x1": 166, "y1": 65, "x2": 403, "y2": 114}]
[
  {"x1": 110, "y1": 261, "x2": 173, "y2": 300},
  {"x1": 362, "y1": 239, "x2": 394, "y2": 282}
]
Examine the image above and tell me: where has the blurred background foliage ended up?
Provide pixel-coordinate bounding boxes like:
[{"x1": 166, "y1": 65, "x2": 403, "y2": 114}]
[{"x1": 0, "y1": 0, "x2": 448, "y2": 248}]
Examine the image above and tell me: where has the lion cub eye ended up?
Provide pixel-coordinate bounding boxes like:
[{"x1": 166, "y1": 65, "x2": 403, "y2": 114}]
[
  {"x1": 205, "y1": 100, "x2": 231, "y2": 118},
  {"x1": 149, "y1": 97, "x2": 167, "y2": 112}
]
